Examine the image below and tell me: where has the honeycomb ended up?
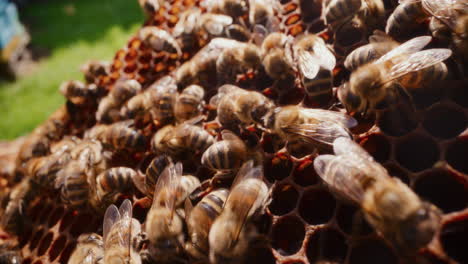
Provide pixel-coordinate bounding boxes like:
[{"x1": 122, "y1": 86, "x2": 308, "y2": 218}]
[{"x1": 1, "y1": 0, "x2": 467, "y2": 264}]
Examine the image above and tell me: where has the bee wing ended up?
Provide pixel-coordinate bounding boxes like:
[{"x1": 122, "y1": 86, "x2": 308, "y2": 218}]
[
  {"x1": 297, "y1": 49, "x2": 321, "y2": 79},
  {"x1": 300, "y1": 108, "x2": 358, "y2": 128},
  {"x1": 388, "y1": 48, "x2": 452, "y2": 80},
  {"x1": 314, "y1": 155, "x2": 367, "y2": 203},
  {"x1": 103, "y1": 204, "x2": 120, "y2": 245},
  {"x1": 118, "y1": 199, "x2": 133, "y2": 249},
  {"x1": 203, "y1": 14, "x2": 233, "y2": 35},
  {"x1": 332, "y1": 137, "x2": 389, "y2": 180},
  {"x1": 422, "y1": 0, "x2": 466, "y2": 28},
  {"x1": 151, "y1": 160, "x2": 180, "y2": 214},
  {"x1": 375, "y1": 36, "x2": 432, "y2": 64},
  {"x1": 283, "y1": 121, "x2": 353, "y2": 146},
  {"x1": 221, "y1": 130, "x2": 241, "y2": 141},
  {"x1": 253, "y1": 24, "x2": 268, "y2": 46}
]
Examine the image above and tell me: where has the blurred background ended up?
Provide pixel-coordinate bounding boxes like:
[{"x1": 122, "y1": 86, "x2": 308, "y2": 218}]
[{"x1": 0, "y1": 0, "x2": 143, "y2": 140}]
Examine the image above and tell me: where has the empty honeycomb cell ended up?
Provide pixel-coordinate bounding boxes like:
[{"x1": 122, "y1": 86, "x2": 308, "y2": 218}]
[
  {"x1": 414, "y1": 169, "x2": 467, "y2": 213},
  {"x1": 422, "y1": 104, "x2": 467, "y2": 139},
  {"x1": 37, "y1": 232, "x2": 53, "y2": 256},
  {"x1": 59, "y1": 241, "x2": 76, "y2": 264},
  {"x1": 29, "y1": 228, "x2": 44, "y2": 251},
  {"x1": 271, "y1": 215, "x2": 305, "y2": 256},
  {"x1": 348, "y1": 239, "x2": 398, "y2": 264},
  {"x1": 38, "y1": 203, "x2": 54, "y2": 224},
  {"x1": 29, "y1": 202, "x2": 45, "y2": 223},
  {"x1": 378, "y1": 105, "x2": 418, "y2": 137},
  {"x1": 48, "y1": 206, "x2": 64, "y2": 227},
  {"x1": 268, "y1": 183, "x2": 299, "y2": 216},
  {"x1": 383, "y1": 163, "x2": 410, "y2": 185},
  {"x1": 298, "y1": 188, "x2": 336, "y2": 225},
  {"x1": 59, "y1": 210, "x2": 77, "y2": 232},
  {"x1": 264, "y1": 154, "x2": 293, "y2": 182},
  {"x1": 292, "y1": 160, "x2": 318, "y2": 187},
  {"x1": 395, "y1": 133, "x2": 439, "y2": 172},
  {"x1": 18, "y1": 226, "x2": 32, "y2": 248},
  {"x1": 410, "y1": 86, "x2": 444, "y2": 110},
  {"x1": 49, "y1": 235, "x2": 67, "y2": 261},
  {"x1": 359, "y1": 134, "x2": 391, "y2": 163},
  {"x1": 306, "y1": 228, "x2": 348, "y2": 263},
  {"x1": 22, "y1": 258, "x2": 32, "y2": 264},
  {"x1": 445, "y1": 138, "x2": 468, "y2": 174},
  {"x1": 440, "y1": 217, "x2": 468, "y2": 264},
  {"x1": 335, "y1": 203, "x2": 373, "y2": 236}
]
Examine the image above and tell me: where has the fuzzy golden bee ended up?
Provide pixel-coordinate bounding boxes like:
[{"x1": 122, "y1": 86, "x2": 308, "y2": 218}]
[
  {"x1": 216, "y1": 42, "x2": 262, "y2": 84},
  {"x1": 85, "y1": 120, "x2": 146, "y2": 152},
  {"x1": 139, "y1": 26, "x2": 182, "y2": 55},
  {"x1": 59, "y1": 80, "x2": 97, "y2": 105},
  {"x1": 209, "y1": 161, "x2": 269, "y2": 264},
  {"x1": 96, "y1": 79, "x2": 141, "y2": 123},
  {"x1": 314, "y1": 137, "x2": 442, "y2": 254},
  {"x1": 68, "y1": 233, "x2": 104, "y2": 264},
  {"x1": 260, "y1": 32, "x2": 295, "y2": 81},
  {"x1": 174, "y1": 84, "x2": 205, "y2": 123}
]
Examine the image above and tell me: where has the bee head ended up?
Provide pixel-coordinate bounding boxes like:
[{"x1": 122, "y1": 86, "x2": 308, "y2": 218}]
[{"x1": 337, "y1": 84, "x2": 363, "y2": 113}]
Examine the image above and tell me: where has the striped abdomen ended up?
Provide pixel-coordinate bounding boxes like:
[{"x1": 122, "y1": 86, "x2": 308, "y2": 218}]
[
  {"x1": 183, "y1": 125, "x2": 215, "y2": 152},
  {"x1": 386, "y1": 1, "x2": 427, "y2": 38},
  {"x1": 146, "y1": 155, "x2": 171, "y2": 196},
  {"x1": 60, "y1": 163, "x2": 89, "y2": 208},
  {"x1": 108, "y1": 125, "x2": 146, "y2": 151},
  {"x1": 153, "y1": 92, "x2": 176, "y2": 124},
  {"x1": 96, "y1": 167, "x2": 136, "y2": 201},
  {"x1": 324, "y1": 0, "x2": 362, "y2": 25},
  {"x1": 175, "y1": 175, "x2": 201, "y2": 207},
  {"x1": 303, "y1": 68, "x2": 334, "y2": 97},
  {"x1": 186, "y1": 188, "x2": 229, "y2": 258},
  {"x1": 399, "y1": 62, "x2": 448, "y2": 89},
  {"x1": 201, "y1": 140, "x2": 246, "y2": 171}
]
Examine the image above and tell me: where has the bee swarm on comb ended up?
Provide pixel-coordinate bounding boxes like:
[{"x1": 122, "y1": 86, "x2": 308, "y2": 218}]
[{"x1": 1, "y1": 0, "x2": 467, "y2": 264}]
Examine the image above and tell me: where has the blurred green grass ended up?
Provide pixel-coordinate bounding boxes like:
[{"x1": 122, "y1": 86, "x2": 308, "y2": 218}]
[{"x1": 0, "y1": 0, "x2": 144, "y2": 140}]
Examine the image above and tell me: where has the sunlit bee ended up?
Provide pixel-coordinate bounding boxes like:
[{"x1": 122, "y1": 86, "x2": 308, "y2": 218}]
[
  {"x1": 201, "y1": 130, "x2": 250, "y2": 178},
  {"x1": 386, "y1": 0, "x2": 428, "y2": 38},
  {"x1": 152, "y1": 118, "x2": 215, "y2": 158},
  {"x1": 138, "y1": 0, "x2": 160, "y2": 17},
  {"x1": 59, "y1": 80, "x2": 96, "y2": 105},
  {"x1": 202, "y1": 0, "x2": 248, "y2": 19},
  {"x1": 96, "y1": 79, "x2": 141, "y2": 123},
  {"x1": 323, "y1": 0, "x2": 384, "y2": 28},
  {"x1": 314, "y1": 138, "x2": 442, "y2": 254},
  {"x1": 146, "y1": 161, "x2": 200, "y2": 262},
  {"x1": 103, "y1": 199, "x2": 142, "y2": 264},
  {"x1": 185, "y1": 188, "x2": 229, "y2": 260},
  {"x1": 26, "y1": 152, "x2": 71, "y2": 188},
  {"x1": 209, "y1": 85, "x2": 274, "y2": 129},
  {"x1": 174, "y1": 84, "x2": 205, "y2": 123},
  {"x1": 85, "y1": 120, "x2": 146, "y2": 152},
  {"x1": 341, "y1": 36, "x2": 452, "y2": 113},
  {"x1": 139, "y1": 26, "x2": 181, "y2": 55},
  {"x1": 261, "y1": 32, "x2": 295, "y2": 81},
  {"x1": 68, "y1": 233, "x2": 104, "y2": 264},
  {"x1": 293, "y1": 34, "x2": 336, "y2": 97},
  {"x1": 249, "y1": 0, "x2": 278, "y2": 28},
  {"x1": 209, "y1": 161, "x2": 269, "y2": 264},
  {"x1": 264, "y1": 105, "x2": 357, "y2": 151},
  {"x1": 173, "y1": 8, "x2": 202, "y2": 50},
  {"x1": 96, "y1": 167, "x2": 137, "y2": 205},
  {"x1": 216, "y1": 42, "x2": 262, "y2": 84},
  {"x1": 55, "y1": 161, "x2": 90, "y2": 208},
  {"x1": 145, "y1": 155, "x2": 171, "y2": 197},
  {"x1": 80, "y1": 60, "x2": 110, "y2": 85}
]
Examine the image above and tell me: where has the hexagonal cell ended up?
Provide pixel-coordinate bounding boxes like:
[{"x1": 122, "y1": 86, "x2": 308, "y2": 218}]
[
  {"x1": 269, "y1": 183, "x2": 299, "y2": 216},
  {"x1": 445, "y1": 137, "x2": 468, "y2": 174},
  {"x1": 447, "y1": 79, "x2": 468, "y2": 107},
  {"x1": 59, "y1": 241, "x2": 77, "y2": 264},
  {"x1": 349, "y1": 239, "x2": 398, "y2": 264},
  {"x1": 29, "y1": 228, "x2": 45, "y2": 251},
  {"x1": 306, "y1": 228, "x2": 348, "y2": 263},
  {"x1": 48, "y1": 206, "x2": 65, "y2": 227},
  {"x1": 440, "y1": 217, "x2": 468, "y2": 264},
  {"x1": 414, "y1": 169, "x2": 467, "y2": 213},
  {"x1": 59, "y1": 210, "x2": 78, "y2": 232},
  {"x1": 245, "y1": 244, "x2": 276, "y2": 264},
  {"x1": 38, "y1": 203, "x2": 54, "y2": 224},
  {"x1": 359, "y1": 134, "x2": 391, "y2": 163},
  {"x1": 395, "y1": 133, "x2": 439, "y2": 172},
  {"x1": 49, "y1": 235, "x2": 67, "y2": 261},
  {"x1": 271, "y1": 215, "x2": 306, "y2": 256},
  {"x1": 264, "y1": 153, "x2": 294, "y2": 182},
  {"x1": 298, "y1": 188, "x2": 336, "y2": 225},
  {"x1": 335, "y1": 203, "x2": 373, "y2": 236},
  {"x1": 383, "y1": 163, "x2": 410, "y2": 185},
  {"x1": 38, "y1": 232, "x2": 54, "y2": 256},
  {"x1": 409, "y1": 85, "x2": 444, "y2": 110},
  {"x1": 292, "y1": 159, "x2": 319, "y2": 187},
  {"x1": 422, "y1": 104, "x2": 467, "y2": 139},
  {"x1": 377, "y1": 105, "x2": 418, "y2": 137}
]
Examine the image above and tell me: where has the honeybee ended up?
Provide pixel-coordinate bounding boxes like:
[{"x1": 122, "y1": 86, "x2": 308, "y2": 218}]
[
  {"x1": 96, "y1": 167, "x2": 138, "y2": 205},
  {"x1": 0, "y1": 178, "x2": 37, "y2": 234},
  {"x1": 146, "y1": 161, "x2": 200, "y2": 262},
  {"x1": 340, "y1": 36, "x2": 452, "y2": 113},
  {"x1": 260, "y1": 32, "x2": 295, "y2": 81},
  {"x1": 386, "y1": 1, "x2": 428, "y2": 39},
  {"x1": 81, "y1": 60, "x2": 110, "y2": 85},
  {"x1": 68, "y1": 233, "x2": 104, "y2": 264},
  {"x1": 26, "y1": 150, "x2": 72, "y2": 188},
  {"x1": 323, "y1": 0, "x2": 385, "y2": 28},
  {"x1": 59, "y1": 80, "x2": 97, "y2": 105},
  {"x1": 96, "y1": 79, "x2": 141, "y2": 123},
  {"x1": 292, "y1": 34, "x2": 336, "y2": 98},
  {"x1": 209, "y1": 161, "x2": 269, "y2": 264},
  {"x1": 248, "y1": 0, "x2": 279, "y2": 29},
  {"x1": 85, "y1": 120, "x2": 147, "y2": 152},
  {"x1": 203, "y1": 0, "x2": 248, "y2": 19},
  {"x1": 123, "y1": 76, "x2": 177, "y2": 125},
  {"x1": 103, "y1": 199, "x2": 142, "y2": 264},
  {"x1": 174, "y1": 84, "x2": 205, "y2": 123},
  {"x1": 145, "y1": 155, "x2": 171, "y2": 197},
  {"x1": 139, "y1": 26, "x2": 181, "y2": 55},
  {"x1": 173, "y1": 8, "x2": 203, "y2": 50},
  {"x1": 175, "y1": 38, "x2": 240, "y2": 89},
  {"x1": 55, "y1": 161, "x2": 92, "y2": 208},
  {"x1": 185, "y1": 188, "x2": 229, "y2": 260},
  {"x1": 202, "y1": 130, "x2": 258, "y2": 179},
  {"x1": 0, "y1": 243, "x2": 22, "y2": 264},
  {"x1": 138, "y1": 0, "x2": 160, "y2": 17},
  {"x1": 264, "y1": 105, "x2": 357, "y2": 152},
  {"x1": 314, "y1": 137, "x2": 442, "y2": 254},
  {"x1": 216, "y1": 42, "x2": 262, "y2": 84},
  {"x1": 152, "y1": 117, "x2": 215, "y2": 158},
  {"x1": 210, "y1": 85, "x2": 274, "y2": 129}
]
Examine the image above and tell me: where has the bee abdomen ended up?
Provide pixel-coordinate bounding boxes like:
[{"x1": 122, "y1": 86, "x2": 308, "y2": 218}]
[
  {"x1": 303, "y1": 69, "x2": 333, "y2": 96},
  {"x1": 386, "y1": 1, "x2": 427, "y2": 36},
  {"x1": 325, "y1": 0, "x2": 362, "y2": 25},
  {"x1": 97, "y1": 167, "x2": 136, "y2": 199},
  {"x1": 146, "y1": 155, "x2": 171, "y2": 191},
  {"x1": 188, "y1": 128, "x2": 215, "y2": 152}
]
